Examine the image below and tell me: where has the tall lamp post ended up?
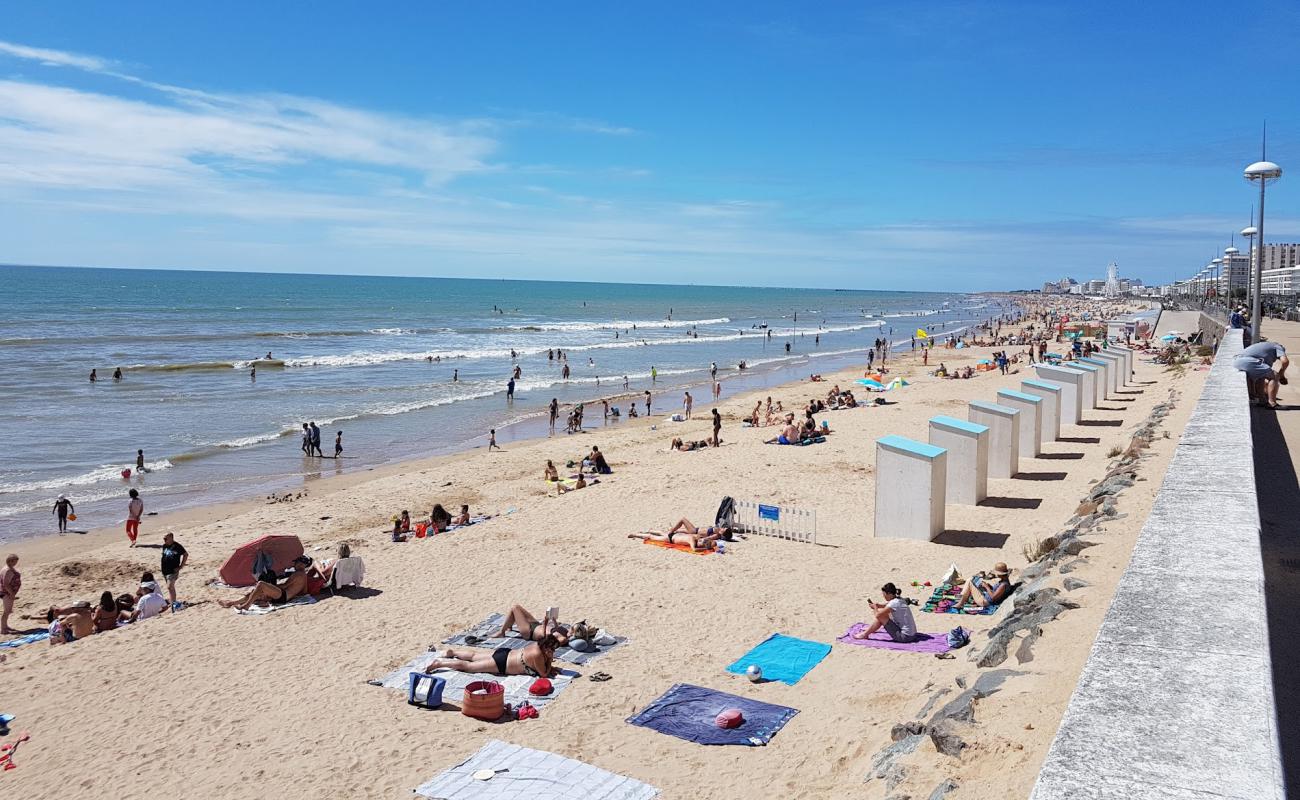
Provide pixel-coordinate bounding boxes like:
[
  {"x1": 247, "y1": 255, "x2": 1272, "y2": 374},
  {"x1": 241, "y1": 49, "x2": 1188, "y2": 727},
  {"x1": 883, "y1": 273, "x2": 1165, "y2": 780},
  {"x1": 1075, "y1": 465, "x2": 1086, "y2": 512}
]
[
  {"x1": 1241, "y1": 226, "x2": 1257, "y2": 315},
  {"x1": 1245, "y1": 160, "x2": 1283, "y2": 341}
]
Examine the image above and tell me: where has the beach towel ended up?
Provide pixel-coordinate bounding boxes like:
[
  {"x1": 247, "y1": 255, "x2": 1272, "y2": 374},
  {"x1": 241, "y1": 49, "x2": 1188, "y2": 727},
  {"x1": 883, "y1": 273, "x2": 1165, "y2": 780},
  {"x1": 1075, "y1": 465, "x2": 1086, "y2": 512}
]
[
  {"x1": 0, "y1": 631, "x2": 50, "y2": 648},
  {"x1": 642, "y1": 538, "x2": 714, "y2": 556},
  {"x1": 835, "y1": 623, "x2": 951, "y2": 654},
  {"x1": 445, "y1": 514, "x2": 492, "y2": 532},
  {"x1": 441, "y1": 612, "x2": 628, "y2": 665},
  {"x1": 373, "y1": 653, "x2": 576, "y2": 711},
  {"x1": 725, "y1": 633, "x2": 831, "y2": 685},
  {"x1": 766, "y1": 436, "x2": 825, "y2": 447},
  {"x1": 234, "y1": 594, "x2": 318, "y2": 615},
  {"x1": 414, "y1": 739, "x2": 659, "y2": 800},
  {"x1": 627, "y1": 683, "x2": 798, "y2": 746},
  {"x1": 920, "y1": 582, "x2": 999, "y2": 615}
]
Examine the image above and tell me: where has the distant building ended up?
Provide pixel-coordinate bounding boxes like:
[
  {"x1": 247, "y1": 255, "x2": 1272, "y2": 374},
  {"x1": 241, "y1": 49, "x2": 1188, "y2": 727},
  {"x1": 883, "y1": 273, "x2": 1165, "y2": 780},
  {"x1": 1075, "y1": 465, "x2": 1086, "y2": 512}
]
[
  {"x1": 1261, "y1": 266, "x2": 1300, "y2": 295},
  {"x1": 1261, "y1": 243, "x2": 1300, "y2": 272}
]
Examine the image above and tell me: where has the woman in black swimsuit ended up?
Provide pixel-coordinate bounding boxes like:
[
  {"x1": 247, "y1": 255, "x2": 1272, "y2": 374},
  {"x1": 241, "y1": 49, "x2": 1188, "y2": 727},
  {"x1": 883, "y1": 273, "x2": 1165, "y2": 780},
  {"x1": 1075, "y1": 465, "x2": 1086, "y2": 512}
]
[
  {"x1": 426, "y1": 635, "x2": 558, "y2": 678},
  {"x1": 628, "y1": 518, "x2": 729, "y2": 552},
  {"x1": 494, "y1": 604, "x2": 579, "y2": 645}
]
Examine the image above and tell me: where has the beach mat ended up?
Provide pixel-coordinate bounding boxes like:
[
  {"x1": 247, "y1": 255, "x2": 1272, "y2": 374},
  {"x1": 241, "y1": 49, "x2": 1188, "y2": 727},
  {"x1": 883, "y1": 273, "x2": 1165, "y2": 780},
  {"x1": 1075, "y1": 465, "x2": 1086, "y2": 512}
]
[
  {"x1": 441, "y1": 613, "x2": 627, "y2": 665},
  {"x1": 414, "y1": 739, "x2": 659, "y2": 800},
  {"x1": 765, "y1": 436, "x2": 826, "y2": 447},
  {"x1": 725, "y1": 633, "x2": 830, "y2": 685},
  {"x1": 627, "y1": 683, "x2": 798, "y2": 746},
  {"x1": 642, "y1": 538, "x2": 713, "y2": 556},
  {"x1": 0, "y1": 631, "x2": 50, "y2": 648},
  {"x1": 374, "y1": 653, "x2": 575, "y2": 711},
  {"x1": 920, "y1": 583, "x2": 1000, "y2": 615},
  {"x1": 234, "y1": 594, "x2": 318, "y2": 615},
  {"x1": 835, "y1": 623, "x2": 951, "y2": 654}
]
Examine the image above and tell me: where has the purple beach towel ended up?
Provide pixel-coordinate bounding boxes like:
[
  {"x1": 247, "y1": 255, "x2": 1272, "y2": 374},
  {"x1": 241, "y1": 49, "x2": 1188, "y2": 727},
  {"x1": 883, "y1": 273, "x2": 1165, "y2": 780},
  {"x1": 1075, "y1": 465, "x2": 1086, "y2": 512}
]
[{"x1": 835, "y1": 623, "x2": 951, "y2": 654}]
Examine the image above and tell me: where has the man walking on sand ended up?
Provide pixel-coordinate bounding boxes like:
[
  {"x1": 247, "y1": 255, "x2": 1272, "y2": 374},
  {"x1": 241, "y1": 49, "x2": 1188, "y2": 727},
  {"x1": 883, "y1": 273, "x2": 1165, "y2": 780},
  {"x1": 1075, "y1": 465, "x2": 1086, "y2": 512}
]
[
  {"x1": 549, "y1": 398, "x2": 559, "y2": 434},
  {"x1": 683, "y1": 391, "x2": 693, "y2": 420},
  {"x1": 126, "y1": 488, "x2": 143, "y2": 546},
  {"x1": 644, "y1": 391, "x2": 652, "y2": 416},
  {"x1": 711, "y1": 408, "x2": 722, "y2": 447},
  {"x1": 161, "y1": 532, "x2": 188, "y2": 610}
]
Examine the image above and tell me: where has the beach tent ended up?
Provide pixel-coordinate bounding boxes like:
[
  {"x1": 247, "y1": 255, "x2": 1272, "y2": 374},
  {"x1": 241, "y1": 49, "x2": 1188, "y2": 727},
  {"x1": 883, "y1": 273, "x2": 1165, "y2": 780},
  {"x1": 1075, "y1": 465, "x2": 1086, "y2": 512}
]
[
  {"x1": 885, "y1": 378, "x2": 910, "y2": 390},
  {"x1": 219, "y1": 534, "x2": 304, "y2": 587},
  {"x1": 857, "y1": 378, "x2": 886, "y2": 390}
]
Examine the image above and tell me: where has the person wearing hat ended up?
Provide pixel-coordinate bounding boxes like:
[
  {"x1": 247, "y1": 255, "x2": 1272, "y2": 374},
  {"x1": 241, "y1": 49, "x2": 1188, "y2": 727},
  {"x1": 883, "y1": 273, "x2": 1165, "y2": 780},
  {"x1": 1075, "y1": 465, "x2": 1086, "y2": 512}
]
[
  {"x1": 954, "y1": 563, "x2": 1014, "y2": 610},
  {"x1": 52, "y1": 494, "x2": 74, "y2": 534},
  {"x1": 129, "y1": 581, "x2": 168, "y2": 622}
]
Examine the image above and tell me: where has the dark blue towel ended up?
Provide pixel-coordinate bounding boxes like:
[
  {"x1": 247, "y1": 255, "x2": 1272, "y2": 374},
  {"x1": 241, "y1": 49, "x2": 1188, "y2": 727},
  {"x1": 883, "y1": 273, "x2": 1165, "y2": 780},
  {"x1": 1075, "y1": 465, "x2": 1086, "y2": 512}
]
[{"x1": 626, "y1": 683, "x2": 799, "y2": 746}]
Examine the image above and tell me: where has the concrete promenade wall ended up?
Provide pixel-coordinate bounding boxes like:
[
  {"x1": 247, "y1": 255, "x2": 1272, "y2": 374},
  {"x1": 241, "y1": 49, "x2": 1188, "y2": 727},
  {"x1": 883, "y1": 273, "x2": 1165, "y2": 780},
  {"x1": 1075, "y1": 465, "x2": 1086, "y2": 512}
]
[{"x1": 1030, "y1": 329, "x2": 1284, "y2": 800}]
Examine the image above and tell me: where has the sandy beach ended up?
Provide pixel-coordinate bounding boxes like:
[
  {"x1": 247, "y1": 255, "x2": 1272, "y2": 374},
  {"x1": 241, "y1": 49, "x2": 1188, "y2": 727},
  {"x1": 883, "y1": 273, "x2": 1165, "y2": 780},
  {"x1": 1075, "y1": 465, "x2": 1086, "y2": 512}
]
[{"x1": 0, "y1": 304, "x2": 1204, "y2": 800}]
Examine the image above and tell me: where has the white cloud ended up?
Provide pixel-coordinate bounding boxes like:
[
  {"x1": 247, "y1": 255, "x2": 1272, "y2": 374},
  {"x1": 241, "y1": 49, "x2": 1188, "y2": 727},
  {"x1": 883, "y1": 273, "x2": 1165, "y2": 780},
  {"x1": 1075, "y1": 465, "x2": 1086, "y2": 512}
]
[{"x1": 0, "y1": 40, "x2": 114, "y2": 72}]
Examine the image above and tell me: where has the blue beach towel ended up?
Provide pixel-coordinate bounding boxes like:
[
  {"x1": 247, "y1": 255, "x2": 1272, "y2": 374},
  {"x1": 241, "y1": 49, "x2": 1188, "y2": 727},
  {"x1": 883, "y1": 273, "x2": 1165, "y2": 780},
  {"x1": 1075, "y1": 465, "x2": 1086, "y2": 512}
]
[
  {"x1": 0, "y1": 631, "x2": 50, "y2": 648},
  {"x1": 627, "y1": 683, "x2": 798, "y2": 746},
  {"x1": 725, "y1": 633, "x2": 831, "y2": 685}
]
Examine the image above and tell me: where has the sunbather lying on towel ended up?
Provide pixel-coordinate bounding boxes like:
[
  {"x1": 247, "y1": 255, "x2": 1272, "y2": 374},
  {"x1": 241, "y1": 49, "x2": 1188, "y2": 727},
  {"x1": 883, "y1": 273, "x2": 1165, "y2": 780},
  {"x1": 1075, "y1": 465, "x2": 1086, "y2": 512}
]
[
  {"x1": 495, "y1": 604, "x2": 596, "y2": 646},
  {"x1": 670, "y1": 438, "x2": 710, "y2": 451},
  {"x1": 427, "y1": 635, "x2": 559, "y2": 678},
  {"x1": 629, "y1": 518, "x2": 731, "y2": 551},
  {"x1": 219, "y1": 556, "x2": 319, "y2": 611},
  {"x1": 953, "y1": 562, "x2": 1013, "y2": 610},
  {"x1": 852, "y1": 582, "x2": 918, "y2": 643}
]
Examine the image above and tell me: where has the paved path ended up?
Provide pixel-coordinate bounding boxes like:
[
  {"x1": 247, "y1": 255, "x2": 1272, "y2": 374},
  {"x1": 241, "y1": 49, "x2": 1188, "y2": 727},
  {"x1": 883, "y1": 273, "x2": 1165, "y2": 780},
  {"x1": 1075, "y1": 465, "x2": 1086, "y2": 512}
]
[
  {"x1": 1153, "y1": 309, "x2": 1200, "y2": 337},
  {"x1": 1249, "y1": 318, "x2": 1300, "y2": 790}
]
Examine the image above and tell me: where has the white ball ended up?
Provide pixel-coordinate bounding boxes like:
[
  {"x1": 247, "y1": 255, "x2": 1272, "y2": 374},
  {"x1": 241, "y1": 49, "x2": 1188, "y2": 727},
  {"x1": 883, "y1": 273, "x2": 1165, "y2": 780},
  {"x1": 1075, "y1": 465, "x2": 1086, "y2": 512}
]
[{"x1": 745, "y1": 665, "x2": 763, "y2": 682}]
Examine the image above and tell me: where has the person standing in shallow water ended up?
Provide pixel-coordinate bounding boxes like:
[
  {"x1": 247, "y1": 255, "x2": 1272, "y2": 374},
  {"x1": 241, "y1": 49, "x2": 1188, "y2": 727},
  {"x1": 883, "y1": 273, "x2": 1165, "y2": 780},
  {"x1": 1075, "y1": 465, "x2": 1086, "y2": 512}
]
[
  {"x1": 53, "y1": 494, "x2": 74, "y2": 533},
  {"x1": 301, "y1": 423, "x2": 310, "y2": 455},
  {"x1": 89, "y1": 369, "x2": 97, "y2": 382}
]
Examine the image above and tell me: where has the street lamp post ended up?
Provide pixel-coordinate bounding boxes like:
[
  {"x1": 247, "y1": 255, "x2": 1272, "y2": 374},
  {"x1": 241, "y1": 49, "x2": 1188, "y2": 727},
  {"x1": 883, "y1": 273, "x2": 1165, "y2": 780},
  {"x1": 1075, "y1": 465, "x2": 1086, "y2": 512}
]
[
  {"x1": 1241, "y1": 226, "x2": 1257, "y2": 315},
  {"x1": 1245, "y1": 161, "x2": 1283, "y2": 341}
]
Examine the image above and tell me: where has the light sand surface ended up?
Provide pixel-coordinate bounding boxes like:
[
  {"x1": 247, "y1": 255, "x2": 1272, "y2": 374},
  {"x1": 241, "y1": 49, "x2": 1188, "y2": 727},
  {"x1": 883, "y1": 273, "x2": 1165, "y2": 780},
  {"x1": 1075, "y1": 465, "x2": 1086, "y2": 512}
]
[{"x1": 0, "y1": 330, "x2": 1203, "y2": 799}]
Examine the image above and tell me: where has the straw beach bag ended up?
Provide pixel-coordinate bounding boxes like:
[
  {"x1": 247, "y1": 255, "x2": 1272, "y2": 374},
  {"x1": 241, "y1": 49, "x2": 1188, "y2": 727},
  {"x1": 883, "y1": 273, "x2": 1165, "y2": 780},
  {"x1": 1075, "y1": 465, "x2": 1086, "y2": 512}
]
[{"x1": 461, "y1": 680, "x2": 505, "y2": 720}]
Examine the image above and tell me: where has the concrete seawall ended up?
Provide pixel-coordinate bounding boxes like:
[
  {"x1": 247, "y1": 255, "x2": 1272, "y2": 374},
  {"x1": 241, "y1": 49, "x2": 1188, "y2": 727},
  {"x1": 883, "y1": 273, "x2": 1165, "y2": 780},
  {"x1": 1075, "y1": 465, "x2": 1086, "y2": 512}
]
[{"x1": 1030, "y1": 329, "x2": 1285, "y2": 799}]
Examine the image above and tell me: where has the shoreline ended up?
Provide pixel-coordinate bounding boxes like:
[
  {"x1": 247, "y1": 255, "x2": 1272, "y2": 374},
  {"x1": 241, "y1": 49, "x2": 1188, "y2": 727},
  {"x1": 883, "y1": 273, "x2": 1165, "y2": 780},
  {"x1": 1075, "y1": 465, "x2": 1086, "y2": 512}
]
[{"x1": 1, "y1": 317, "x2": 971, "y2": 548}]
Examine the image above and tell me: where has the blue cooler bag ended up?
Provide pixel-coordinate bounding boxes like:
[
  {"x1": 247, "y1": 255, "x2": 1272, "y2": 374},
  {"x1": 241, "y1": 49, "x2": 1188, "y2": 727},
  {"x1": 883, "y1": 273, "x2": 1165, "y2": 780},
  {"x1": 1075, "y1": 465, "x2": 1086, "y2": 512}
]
[{"x1": 408, "y1": 672, "x2": 446, "y2": 708}]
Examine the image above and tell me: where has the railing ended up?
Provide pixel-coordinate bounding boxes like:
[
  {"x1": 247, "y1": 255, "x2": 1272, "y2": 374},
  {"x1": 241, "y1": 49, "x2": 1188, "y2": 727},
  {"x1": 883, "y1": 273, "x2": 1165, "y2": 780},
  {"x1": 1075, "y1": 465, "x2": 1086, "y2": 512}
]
[
  {"x1": 732, "y1": 500, "x2": 817, "y2": 544},
  {"x1": 1030, "y1": 328, "x2": 1284, "y2": 799}
]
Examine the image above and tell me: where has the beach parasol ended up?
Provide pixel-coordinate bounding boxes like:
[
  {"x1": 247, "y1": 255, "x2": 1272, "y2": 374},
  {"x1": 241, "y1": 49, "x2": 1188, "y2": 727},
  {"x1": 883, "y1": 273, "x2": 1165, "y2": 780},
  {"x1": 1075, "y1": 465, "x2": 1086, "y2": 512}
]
[{"x1": 857, "y1": 378, "x2": 886, "y2": 390}]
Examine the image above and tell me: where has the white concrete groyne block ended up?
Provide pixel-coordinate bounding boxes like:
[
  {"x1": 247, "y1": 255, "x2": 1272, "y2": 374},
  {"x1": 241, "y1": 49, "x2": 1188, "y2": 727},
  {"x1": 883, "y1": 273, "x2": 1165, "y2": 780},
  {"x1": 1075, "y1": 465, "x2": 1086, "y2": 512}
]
[
  {"x1": 1078, "y1": 358, "x2": 1112, "y2": 401},
  {"x1": 1021, "y1": 379, "x2": 1062, "y2": 442},
  {"x1": 1068, "y1": 360, "x2": 1103, "y2": 407},
  {"x1": 968, "y1": 400, "x2": 1020, "y2": 479},
  {"x1": 1107, "y1": 344, "x2": 1134, "y2": 381},
  {"x1": 1034, "y1": 365, "x2": 1085, "y2": 424},
  {"x1": 874, "y1": 435, "x2": 946, "y2": 541},
  {"x1": 1091, "y1": 349, "x2": 1126, "y2": 390},
  {"x1": 928, "y1": 415, "x2": 989, "y2": 505},
  {"x1": 997, "y1": 389, "x2": 1043, "y2": 457}
]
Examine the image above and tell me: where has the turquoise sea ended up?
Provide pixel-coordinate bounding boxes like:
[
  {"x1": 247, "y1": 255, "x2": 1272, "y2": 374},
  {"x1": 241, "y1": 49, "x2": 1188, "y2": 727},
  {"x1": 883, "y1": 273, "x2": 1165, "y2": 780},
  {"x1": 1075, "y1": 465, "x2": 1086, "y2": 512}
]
[{"x1": 0, "y1": 265, "x2": 1006, "y2": 539}]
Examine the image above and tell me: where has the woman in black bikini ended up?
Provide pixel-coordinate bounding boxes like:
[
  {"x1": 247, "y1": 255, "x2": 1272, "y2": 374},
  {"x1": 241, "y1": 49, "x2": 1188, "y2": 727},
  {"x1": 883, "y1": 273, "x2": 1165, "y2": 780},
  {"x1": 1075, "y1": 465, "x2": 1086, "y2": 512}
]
[
  {"x1": 495, "y1": 604, "x2": 583, "y2": 645},
  {"x1": 628, "y1": 518, "x2": 729, "y2": 551},
  {"x1": 426, "y1": 635, "x2": 559, "y2": 678}
]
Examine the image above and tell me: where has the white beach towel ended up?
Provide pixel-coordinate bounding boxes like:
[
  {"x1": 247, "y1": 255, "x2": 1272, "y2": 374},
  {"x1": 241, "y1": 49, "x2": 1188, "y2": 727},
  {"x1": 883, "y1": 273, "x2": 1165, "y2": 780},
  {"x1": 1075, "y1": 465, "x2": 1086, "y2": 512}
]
[
  {"x1": 375, "y1": 654, "x2": 575, "y2": 710},
  {"x1": 234, "y1": 595, "x2": 318, "y2": 615},
  {"x1": 414, "y1": 739, "x2": 659, "y2": 800},
  {"x1": 329, "y1": 556, "x2": 365, "y2": 588}
]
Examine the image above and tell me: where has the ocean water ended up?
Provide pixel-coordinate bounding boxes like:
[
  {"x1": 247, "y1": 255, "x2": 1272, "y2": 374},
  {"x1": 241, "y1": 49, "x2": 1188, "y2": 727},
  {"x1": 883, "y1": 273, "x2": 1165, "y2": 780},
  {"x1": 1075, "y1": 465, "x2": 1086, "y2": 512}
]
[{"x1": 0, "y1": 265, "x2": 1004, "y2": 540}]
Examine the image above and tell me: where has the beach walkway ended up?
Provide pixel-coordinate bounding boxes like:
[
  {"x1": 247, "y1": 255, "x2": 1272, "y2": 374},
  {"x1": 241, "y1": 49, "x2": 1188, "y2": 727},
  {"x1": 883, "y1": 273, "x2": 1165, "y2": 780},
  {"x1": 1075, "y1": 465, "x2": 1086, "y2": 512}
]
[
  {"x1": 1152, "y1": 309, "x2": 1200, "y2": 338},
  {"x1": 1252, "y1": 318, "x2": 1300, "y2": 790}
]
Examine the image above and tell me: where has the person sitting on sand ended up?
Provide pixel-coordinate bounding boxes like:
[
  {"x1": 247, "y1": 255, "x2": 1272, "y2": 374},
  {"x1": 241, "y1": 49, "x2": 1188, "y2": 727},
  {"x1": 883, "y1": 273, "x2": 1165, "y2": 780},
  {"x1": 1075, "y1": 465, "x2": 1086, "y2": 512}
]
[
  {"x1": 218, "y1": 556, "x2": 318, "y2": 611},
  {"x1": 588, "y1": 446, "x2": 611, "y2": 474},
  {"x1": 91, "y1": 591, "x2": 121, "y2": 633},
  {"x1": 495, "y1": 604, "x2": 595, "y2": 647},
  {"x1": 954, "y1": 562, "x2": 1014, "y2": 610},
  {"x1": 557, "y1": 474, "x2": 587, "y2": 494},
  {"x1": 391, "y1": 518, "x2": 408, "y2": 542},
  {"x1": 629, "y1": 518, "x2": 731, "y2": 551},
  {"x1": 431, "y1": 504, "x2": 452, "y2": 532},
  {"x1": 129, "y1": 580, "x2": 169, "y2": 622},
  {"x1": 399, "y1": 510, "x2": 412, "y2": 533},
  {"x1": 452, "y1": 504, "x2": 470, "y2": 526},
  {"x1": 852, "y1": 582, "x2": 918, "y2": 643},
  {"x1": 544, "y1": 459, "x2": 559, "y2": 482},
  {"x1": 427, "y1": 635, "x2": 559, "y2": 678},
  {"x1": 47, "y1": 601, "x2": 95, "y2": 643}
]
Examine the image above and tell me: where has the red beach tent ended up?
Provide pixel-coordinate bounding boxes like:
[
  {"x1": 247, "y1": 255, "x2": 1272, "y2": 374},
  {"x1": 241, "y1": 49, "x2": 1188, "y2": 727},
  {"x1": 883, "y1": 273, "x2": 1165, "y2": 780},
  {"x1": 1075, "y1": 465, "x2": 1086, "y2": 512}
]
[{"x1": 218, "y1": 534, "x2": 304, "y2": 587}]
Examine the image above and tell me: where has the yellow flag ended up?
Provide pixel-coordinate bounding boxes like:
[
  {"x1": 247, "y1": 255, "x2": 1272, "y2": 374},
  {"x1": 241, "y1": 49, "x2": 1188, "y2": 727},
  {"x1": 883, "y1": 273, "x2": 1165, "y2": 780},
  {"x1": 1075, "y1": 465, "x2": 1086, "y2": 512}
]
[{"x1": 915, "y1": 328, "x2": 929, "y2": 339}]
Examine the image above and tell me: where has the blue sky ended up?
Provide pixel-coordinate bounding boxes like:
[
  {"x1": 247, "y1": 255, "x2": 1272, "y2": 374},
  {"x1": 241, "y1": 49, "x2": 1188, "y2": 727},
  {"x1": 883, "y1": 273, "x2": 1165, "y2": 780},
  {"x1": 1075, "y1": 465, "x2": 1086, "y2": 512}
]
[{"x1": 1, "y1": 2, "x2": 1298, "y2": 290}]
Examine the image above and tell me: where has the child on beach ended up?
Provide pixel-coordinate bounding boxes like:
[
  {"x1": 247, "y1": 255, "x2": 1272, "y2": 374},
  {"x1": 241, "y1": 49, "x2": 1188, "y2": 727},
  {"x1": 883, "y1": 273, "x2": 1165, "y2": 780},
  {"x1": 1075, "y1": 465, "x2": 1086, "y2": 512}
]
[
  {"x1": 488, "y1": 429, "x2": 500, "y2": 451},
  {"x1": 1, "y1": 554, "x2": 20, "y2": 634},
  {"x1": 334, "y1": 431, "x2": 343, "y2": 457}
]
